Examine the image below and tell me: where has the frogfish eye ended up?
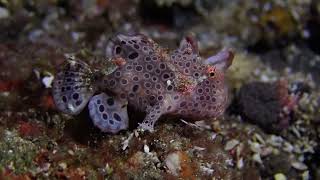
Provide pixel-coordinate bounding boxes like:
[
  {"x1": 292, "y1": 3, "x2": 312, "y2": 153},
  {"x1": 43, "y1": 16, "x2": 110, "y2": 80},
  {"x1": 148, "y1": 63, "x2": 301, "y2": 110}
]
[{"x1": 209, "y1": 72, "x2": 215, "y2": 77}]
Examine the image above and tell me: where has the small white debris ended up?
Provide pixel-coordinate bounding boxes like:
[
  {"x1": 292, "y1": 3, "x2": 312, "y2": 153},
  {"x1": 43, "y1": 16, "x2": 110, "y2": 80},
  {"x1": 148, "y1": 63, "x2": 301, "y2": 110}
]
[
  {"x1": 122, "y1": 132, "x2": 134, "y2": 150},
  {"x1": 42, "y1": 163, "x2": 51, "y2": 172},
  {"x1": 1, "y1": 92, "x2": 10, "y2": 97},
  {"x1": 260, "y1": 146, "x2": 273, "y2": 157},
  {"x1": 29, "y1": 29, "x2": 44, "y2": 42},
  {"x1": 144, "y1": 144, "x2": 150, "y2": 153},
  {"x1": 8, "y1": 161, "x2": 14, "y2": 170},
  {"x1": 236, "y1": 143, "x2": 244, "y2": 157},
  {"x1": 210, "y1": 133, "x2": 217, "y2": 140},
  {"x1": 250, "y1": 15, "x2": 259, "y2": 22},
  {"x1": 42, "y1": 73, "x2": 54, "y2": 88},
  {"x1": 33, "y1": 69, "x2": 41, "y2": 79},
  {"x1": 68, "y1": 150, "x2": 75, "y2": 156},
  {"x1": 291, "y1": 126, "x2": 301, "y2": 138},
  {"x1": 254, "y1": 133, "x2": 265, "y2": 144},
  {"x1": 263, "y1": 2, "x2": 272, "y2": 11},
  {"x1": 36, "y1": 163, "x2": 51, "y2": 173},
  {"x1": 302, "y1": 30, "x2": 310, "y2": 38},
  {"x1": 193, "y1": 146, "x2": 206, "y2": 151},
  {"x1": 64, "y1": 54, "x2": 75, "y2": 61},
  {"x1": 165, "y1": 152, "x2": 181, "y2": 176},
  {"x1": 225, "y1": 159, "x2": 234, "y2": 167},
  {"x1": 69, "y1": 60, "x2": 76, "y2": 65},
  {"x1": 302, "y1": 171, "x2": 310, "y2": 180},
  {"x1": 199, "y1": 164, "x2": 214, "y2": 175},
  {"x1": 252, "y1": 153, "x2": 263, "y2": 164},
  {"x1": 104, "y1": 163, "x2": 113, "y2": 174},
  {"x1": 180, "y1": 119, "x2": 209, "y2": 130},
  {"x1": 260, "y1": 74, "x2": 270, "y2": 82},
  {"x1": 248, "y1": 141, "x2": 262, "y2": 153},
  {"x1": 59, "y1": 162, "x2": 67, "y2": 170},
  {"x1": 225, "y1": 139, "x2": 239, "y2": 151},
  {"x1": 283, "y1": 142, "x2": 294, "y2": 153},
  {"x1": 134, "y1": 129, "x2": 139, "y2": 137},
  {"x1": 267, "y1": 135, "x2": 283, "y2": 147},
  {"x1": 274, "y1": 173, "x2": 287, "y2": 180},
  {"x1": 302, "y1": 143, "x2": 315, "y2": 154},
  {"x1": 0, "y1": 7, "x2": 9, "y2": 19},
  {"x1": 71, "y1": 32, "x2": 84, "y2": 42},
  {"x1": 237, "y1": 157, "x2": 244, "y2": 169},
  {"x1": 291, "y1": 161, "x2": 308, "y2": 171},
  {"x1": 194, "y1": 120, "x2": 211, "y2": 130}
]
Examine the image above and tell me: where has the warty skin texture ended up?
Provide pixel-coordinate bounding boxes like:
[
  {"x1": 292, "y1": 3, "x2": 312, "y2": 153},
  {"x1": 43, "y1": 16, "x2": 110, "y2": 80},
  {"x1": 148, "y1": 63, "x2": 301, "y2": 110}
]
[{"x1": 52, "y1": 34, "x2": 234, "y2": 133}]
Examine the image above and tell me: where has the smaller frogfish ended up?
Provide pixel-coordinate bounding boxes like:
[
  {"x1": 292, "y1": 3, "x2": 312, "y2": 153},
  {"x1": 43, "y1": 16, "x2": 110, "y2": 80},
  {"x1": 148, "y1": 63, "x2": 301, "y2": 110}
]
[{"x1": 52, "y1": 34, "x2": 234, "y2": 133}]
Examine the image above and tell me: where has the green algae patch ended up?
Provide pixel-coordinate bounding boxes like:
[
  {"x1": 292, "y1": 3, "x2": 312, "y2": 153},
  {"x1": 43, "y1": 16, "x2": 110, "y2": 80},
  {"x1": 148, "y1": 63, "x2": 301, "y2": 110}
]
[{"x1": 0, "y1": 130, "x2": 38, "y2": 175}]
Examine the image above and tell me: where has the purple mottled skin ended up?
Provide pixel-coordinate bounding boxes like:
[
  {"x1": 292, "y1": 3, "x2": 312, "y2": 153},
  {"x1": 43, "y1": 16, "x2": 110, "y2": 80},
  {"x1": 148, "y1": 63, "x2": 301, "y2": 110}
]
[{"x1": 52, "y1": 34, "x2": 234, "y2": 133}]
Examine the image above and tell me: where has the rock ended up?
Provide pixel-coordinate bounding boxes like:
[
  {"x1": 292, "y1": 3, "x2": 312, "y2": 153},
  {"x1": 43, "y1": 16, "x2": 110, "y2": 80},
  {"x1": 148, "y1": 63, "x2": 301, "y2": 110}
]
[
  {"x1": 235, "y1": 82, "x2": 281, "y2": 133},
  {"x1": 165, "y1": 152, "x2": 181, "y2": 176},
  {"x1": 164, "y1": 151, "x2": 194, "y2": 178},
  {"x1": 263, "y1": 153, "x2": 292, "y2": 177},
  {"x1": 234, "y1": 81, "x2": 294, "y2": 133}
]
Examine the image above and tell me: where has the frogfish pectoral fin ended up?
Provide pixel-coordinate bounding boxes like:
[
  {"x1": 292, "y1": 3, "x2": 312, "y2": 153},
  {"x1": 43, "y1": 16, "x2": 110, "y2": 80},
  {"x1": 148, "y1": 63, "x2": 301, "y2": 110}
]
[{"x1": 88, "y1": 93, "x2": 129, "y2": 133}]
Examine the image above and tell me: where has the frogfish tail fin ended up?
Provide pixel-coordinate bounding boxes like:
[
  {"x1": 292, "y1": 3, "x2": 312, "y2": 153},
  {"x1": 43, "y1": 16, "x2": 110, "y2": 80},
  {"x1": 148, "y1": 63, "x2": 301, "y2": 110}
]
[{"x1": 52, "y1": 59, "x2": 98, "y2": 115}]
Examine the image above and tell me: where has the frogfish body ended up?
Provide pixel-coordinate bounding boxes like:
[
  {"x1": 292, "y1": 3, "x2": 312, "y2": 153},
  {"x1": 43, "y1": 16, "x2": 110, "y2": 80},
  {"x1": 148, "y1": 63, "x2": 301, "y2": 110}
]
[{"x1": 52, "y1": 34, "x2": 234, "y2": 133}]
